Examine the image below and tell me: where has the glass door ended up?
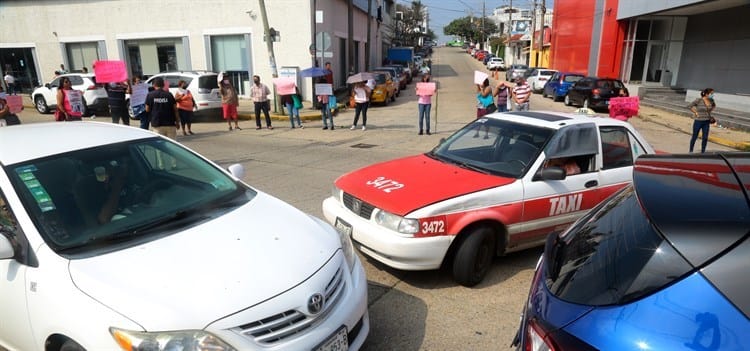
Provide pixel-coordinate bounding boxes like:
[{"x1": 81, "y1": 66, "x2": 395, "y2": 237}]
[{"x1": 643, "y1": 42, "x2": 666, "y2": 83}]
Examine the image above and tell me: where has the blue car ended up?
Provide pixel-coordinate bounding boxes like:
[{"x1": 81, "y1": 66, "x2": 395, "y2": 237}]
[
  {"x1": 513, "y1": 153, "x2": 750, "y2": 351},
  {"x1": 542, "y1": 72, "x2": 584, "y2": 102}
]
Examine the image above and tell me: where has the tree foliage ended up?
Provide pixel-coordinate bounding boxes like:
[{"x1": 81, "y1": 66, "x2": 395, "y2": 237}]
[
  {"x1": 444, "y1": 16, "x2": 498, "y2": 44},
  {"x1": 385, "y1": 1, "x2": 435, "y2": 47}
]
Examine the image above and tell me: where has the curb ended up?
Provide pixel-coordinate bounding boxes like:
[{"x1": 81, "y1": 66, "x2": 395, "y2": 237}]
[{"x1": 636, "y1": 114, "x2": 750, "y2": 151}]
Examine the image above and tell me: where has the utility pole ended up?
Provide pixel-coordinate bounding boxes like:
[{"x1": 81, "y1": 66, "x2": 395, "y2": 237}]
[
  {"x1": 481, "y1": 0, "x2": 485, "y2": 50},
  {"x1": 531, "y1": 0, "x2": 537, "y2": 66},
  {"x1": 508, "y1": 0, "x2": 513, "y2": 65},
  {"x1": 258, "y1": 0, "x2": 279, "y2": 112},
  {"x1": 348, "y1": 0, "x2": 354, "y2": 75},
  {"x1": 258, "y1": 0, "x2": 277, "y2": 79},
  {"x1": 538, "y1": 0, "x2": 546, "y2": 67},
  {"x1": 366, "y1": 0, "x2": 372, "y2": 71}
]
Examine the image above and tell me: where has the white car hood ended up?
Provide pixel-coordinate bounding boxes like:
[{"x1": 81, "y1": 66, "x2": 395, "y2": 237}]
[{"x1": 68, "y1": 192, "x2": 340, "y2": 331}]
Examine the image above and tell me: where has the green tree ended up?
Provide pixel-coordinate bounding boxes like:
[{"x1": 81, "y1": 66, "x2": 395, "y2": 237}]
[
  {"x1": 386, "y1": 1, "x2": 435, "y2": 47},
  {"x1": 444, "y1": 16, "x2": 498, "y2": 47}
]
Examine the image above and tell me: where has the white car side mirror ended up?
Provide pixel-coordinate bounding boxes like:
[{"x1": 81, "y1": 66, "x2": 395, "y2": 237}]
[{"x1": 227, "y1": 164, "x2": 245, "y2": 180}]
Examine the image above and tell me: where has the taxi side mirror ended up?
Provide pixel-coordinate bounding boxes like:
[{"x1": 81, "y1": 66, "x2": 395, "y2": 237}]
[{"x1": 536, "y1": 166, "x2": 566, "y2": 181}]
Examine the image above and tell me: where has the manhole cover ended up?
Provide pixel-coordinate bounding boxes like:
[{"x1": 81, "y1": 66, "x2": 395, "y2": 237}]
[{"x1": 351, "y1": 143, "x2": 377, "y2": 149}]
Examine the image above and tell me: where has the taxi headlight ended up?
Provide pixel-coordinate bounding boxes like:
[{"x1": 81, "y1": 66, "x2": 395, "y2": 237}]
[
  {"x1": 375, "y1": 209, "x2": 419, "y2": 235},
  {"x1": 110, "y1": 328, "x2": 235, "y2": 351},
  {"x1": 332, "y1": 185, "x2": 343, "y2": 202}
]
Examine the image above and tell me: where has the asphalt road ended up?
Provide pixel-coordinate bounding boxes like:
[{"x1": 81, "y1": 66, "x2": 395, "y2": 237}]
[{"x1": 12, "y1": 47, "x2": 734, "y2": 351}]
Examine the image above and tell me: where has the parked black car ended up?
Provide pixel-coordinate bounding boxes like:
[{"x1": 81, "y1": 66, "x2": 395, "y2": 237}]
[{"x1": 564, "y1": 77, "x2": 628, "y2": 111}]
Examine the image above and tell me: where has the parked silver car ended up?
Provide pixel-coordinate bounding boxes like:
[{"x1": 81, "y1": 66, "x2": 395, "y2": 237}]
[{"x1": 505, "y1": 64, "x2": 529, "y2": 81}]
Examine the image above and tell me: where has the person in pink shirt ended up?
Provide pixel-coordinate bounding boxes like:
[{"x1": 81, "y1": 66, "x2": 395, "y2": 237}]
[{"x1": 415, "y1": 74, "x2": 434, "y2": 135}]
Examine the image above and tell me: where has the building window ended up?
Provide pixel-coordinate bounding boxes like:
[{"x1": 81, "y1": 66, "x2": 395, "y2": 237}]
[
  {"x1": 66, "y1": 42, "x2": 100, "y2": 73},
  {"x1": 210, "y1": 35, "x2": 250, "y2": 95}
]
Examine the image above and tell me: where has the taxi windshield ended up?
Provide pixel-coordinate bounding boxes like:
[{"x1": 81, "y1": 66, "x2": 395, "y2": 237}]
[
  {"x1": 429, "y1": 118, "x2": 553, "y2": 178},
  {"x1": 7, "y1": 138, "x2": 255, "y2": 255}
]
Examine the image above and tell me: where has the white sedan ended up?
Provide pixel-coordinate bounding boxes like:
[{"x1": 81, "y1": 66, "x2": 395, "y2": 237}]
[
  {"x1": 526, "y1": 69, "x2": 558, "y2": 92},
  {"x1": 0, "y1": 122, "x2": 369, "y2": 351}
]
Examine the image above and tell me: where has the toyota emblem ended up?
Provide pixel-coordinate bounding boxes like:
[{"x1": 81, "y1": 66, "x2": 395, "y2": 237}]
[
  {"x1": 308, "y1": 293, "x2": 325, "y2": 314},
  {"x1": 351, "y1": 198, "x2": 362, "y2": 215}
]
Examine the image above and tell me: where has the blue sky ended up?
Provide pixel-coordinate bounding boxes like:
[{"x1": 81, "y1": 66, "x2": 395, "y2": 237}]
[{"x1": 397, "y1": 0, "x2": 553, "y2": 44}]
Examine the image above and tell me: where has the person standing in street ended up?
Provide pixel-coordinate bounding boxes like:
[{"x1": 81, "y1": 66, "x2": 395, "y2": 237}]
[
  {"x1": 281, "y1": 87, "x2": 303, "y2": 129},
  {"x1": 3, "y1": 73, "x2": 16, "y2": 95},
  {"x1": 105, "y1": 80, "x2": 130, "y2": 125},
  {"x1": 250, "y1": 75, "x2": 272, "y2": 130},
  {"x1": 55, "y1": 77, "x2": 83, "y2": 121},
  {"x1": 476, "y1": 78, "x2": 494, "y2": 118},
  {"x1": 175, "y1": 80, "x2": 195, "y2": 135},
  {"x1": 220, "y1": 77, "x2": 242, "y2": 131},
  {"x1": 324, "y1": 62, "x2": 334, "y2": 85},
  {"x1": 494, "y1": 81, "x2": 510, "y2": 112},
  {"x1": 350, "y1": 81, "x2": 371, "y2": 130},
  {"x1": 416, "y1": 74, "x2": 433, "y2": 135},
  {"x1": 145, "y1": 77, "x2": 179, "y2": 138},
  {"x1": 317, "y1": 77, "x2": 334, "y2": 130},
  {"x1": 127, "y1": 76, "x2": 149, "y2": 130},
  {"x1": 512, "y1": 77, "x2": 532, "y2": 111},
  {"x1": 687, "y1": 87, "x2": 716, "y2": 153}
]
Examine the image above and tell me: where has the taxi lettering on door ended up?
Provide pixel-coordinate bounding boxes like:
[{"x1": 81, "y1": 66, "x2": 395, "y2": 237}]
[{"x1": 549, "y1": 193, "x2": 583, "y2": 216}]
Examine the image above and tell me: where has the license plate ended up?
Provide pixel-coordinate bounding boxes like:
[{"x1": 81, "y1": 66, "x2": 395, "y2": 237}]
[
  {"x1": 314, "y1": 326, "x2": 348, "y2": 351},
  {"x1": 334, "y1": 217, "x2": 353, "y2": 238}
]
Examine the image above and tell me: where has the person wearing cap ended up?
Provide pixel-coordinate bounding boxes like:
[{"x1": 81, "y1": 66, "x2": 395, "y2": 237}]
[{"x1": 512, "y1": 77, "x2": 532, "y2": 111}]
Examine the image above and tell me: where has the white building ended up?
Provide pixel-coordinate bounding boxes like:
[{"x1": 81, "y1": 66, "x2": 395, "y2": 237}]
[{"x1": 0, "y1": 0, "x2": 395, "y2": 100}]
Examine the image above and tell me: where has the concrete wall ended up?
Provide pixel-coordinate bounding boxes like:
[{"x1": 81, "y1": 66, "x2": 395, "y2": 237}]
[
  {"x1": 676, "y1": 6, "x2": 750, "y2": 95},
  {"x1": 618, "y1": 0, "x2": 703, "y2": 19}
]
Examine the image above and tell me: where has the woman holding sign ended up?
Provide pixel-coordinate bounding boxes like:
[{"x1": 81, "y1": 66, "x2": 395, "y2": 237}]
[
  {"x1": 55, "y1": 77, "x2": 83, "y2": 121},
  {"x1": 415, "y1": 74, "x2": 434, "y2": 135}
]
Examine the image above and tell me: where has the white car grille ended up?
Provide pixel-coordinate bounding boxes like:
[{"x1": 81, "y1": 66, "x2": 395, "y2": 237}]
[{"x1": 235, "y1": 266, "x2": 346, "y2": 345}]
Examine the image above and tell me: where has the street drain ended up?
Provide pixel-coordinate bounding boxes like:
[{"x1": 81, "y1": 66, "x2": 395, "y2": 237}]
[{"x1": 351, "y1": 143, "x2": 377, "y2": 149}]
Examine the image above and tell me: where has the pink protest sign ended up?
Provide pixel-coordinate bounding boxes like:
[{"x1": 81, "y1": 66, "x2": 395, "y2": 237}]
[
  {"x1": 93, "y1": 60, "x2": 127, "y2": 83},
  {"x1": 416, "y1": 82, "x2": 436, "y2": 96},
  {"x1": 273, "y1": 77, "x2": 297, "y2": 95},
  {"x1": 5, "y1": 95, "x2": 23, "y2": 113}
]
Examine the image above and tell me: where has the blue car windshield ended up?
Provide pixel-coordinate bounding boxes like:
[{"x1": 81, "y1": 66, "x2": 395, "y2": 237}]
[
  {"x1": 7, "y1": 138, "x2": 255, "y2": 255},
  {"x1": 429, "y1": 118, "x2": 553, "y2": 178}
]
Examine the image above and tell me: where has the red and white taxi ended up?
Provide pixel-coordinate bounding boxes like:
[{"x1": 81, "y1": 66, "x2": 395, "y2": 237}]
[{"x1": 322, "y1": 111, "x2": 655, "y2": 286}]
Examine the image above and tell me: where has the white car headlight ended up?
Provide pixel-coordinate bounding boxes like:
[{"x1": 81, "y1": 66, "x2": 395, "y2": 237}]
[
  {"x1": 338, "y1": 225, "x2": 357, "y2": 271},
  {"x1": 375, "y1": 209, "x2": 419, "y2": 235},
  {"x1": 110, "y1": 328, "x2": 235, "y2": 351}
]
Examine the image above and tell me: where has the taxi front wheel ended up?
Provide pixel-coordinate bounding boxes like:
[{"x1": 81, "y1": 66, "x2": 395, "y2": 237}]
[{"x1": 452, "y1": 227, "x2": 496, "y2": 287}]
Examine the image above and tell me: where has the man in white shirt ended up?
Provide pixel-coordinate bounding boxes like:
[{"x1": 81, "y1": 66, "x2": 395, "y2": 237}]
[{"x1": 4, "y1": 73, "x2": 16, "y2": 95}]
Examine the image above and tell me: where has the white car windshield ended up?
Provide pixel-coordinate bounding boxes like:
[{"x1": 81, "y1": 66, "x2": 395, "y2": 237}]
[
  {"x1": 428, "y1": 118, "x2": 553, "y2": 178},
  {"x1": 6, "y1": 138, "x2": 255, "y2": 255}
]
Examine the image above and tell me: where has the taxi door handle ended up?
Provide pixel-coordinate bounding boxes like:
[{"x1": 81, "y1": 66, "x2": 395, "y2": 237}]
[{"x1": 585, "y1": 180, "x2": 598, "y2": 188}]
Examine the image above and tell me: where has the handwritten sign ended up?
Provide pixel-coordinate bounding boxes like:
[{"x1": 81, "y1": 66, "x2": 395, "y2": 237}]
[
  {"x1": 273, "y1": 77, "x2": 297, "y2": 95},
  {"x1": 93, "y1": 60, "x2": 127, "y2": 83},
  {"x1": 67, "y1": 90, "x2": 84, "y2": 116},
  {"x1": 474, "y1": 70, "x2": 489, "y2": 85},
  {"x1": 416, "y1": 82, "x2": 436, "y2": 96},
  {"x1": 5, "y1": 95, "x2": 23, "y2": 113},
  {"x1": 130, "y1": 82, "x2": 149, "y2": 106},
  {"x1": 315, "y1": 83, "x2": 333, "y2": 96}
]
